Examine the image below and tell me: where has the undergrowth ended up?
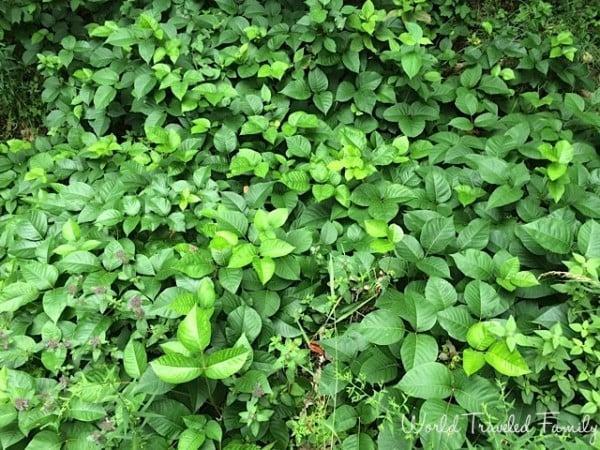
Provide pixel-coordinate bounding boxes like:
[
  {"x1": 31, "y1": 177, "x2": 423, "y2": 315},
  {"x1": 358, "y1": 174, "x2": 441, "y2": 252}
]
[{"x1": 0, "y1": 0, "x2": 599, "y2": 449}]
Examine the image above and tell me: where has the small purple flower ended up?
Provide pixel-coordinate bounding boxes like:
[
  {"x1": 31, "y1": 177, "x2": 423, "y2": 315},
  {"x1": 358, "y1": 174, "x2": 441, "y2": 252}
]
[
  {"x1": 99, "y1": 417, "x2": 115, "y2": 432},
  {"x1": 92, "y1": 286, "x2": 106, "y2": 295},
  {"x1": 129, "y1": 296, "x2": 142, "y2": 308},
  {"x1": 45, "y1": 339, "x2": 59, "y2": 350},
  {"x1": 59, "y1": 375, "x2": 69, "y2": 388},
  {"x1": 67, "y1": 284, "x2": 78, "y2": 295},
  {"x1": 14, "y1": 398, "x2": 29, "y2": 411},
  {"x1": 115, "y1": 250, "x2": 129, "y2": 264}
]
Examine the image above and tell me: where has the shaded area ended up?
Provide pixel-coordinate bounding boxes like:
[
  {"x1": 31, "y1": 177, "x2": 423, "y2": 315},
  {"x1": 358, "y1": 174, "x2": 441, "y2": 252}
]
[{"x1": 0, "y1": 44, "x2": 44, "y2": 140}]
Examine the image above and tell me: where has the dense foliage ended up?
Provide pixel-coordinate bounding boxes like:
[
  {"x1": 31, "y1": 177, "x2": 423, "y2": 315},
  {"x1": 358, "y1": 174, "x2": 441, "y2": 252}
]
[{"x1": 1, "y1": 0, "x2": 600, "y2": 449}]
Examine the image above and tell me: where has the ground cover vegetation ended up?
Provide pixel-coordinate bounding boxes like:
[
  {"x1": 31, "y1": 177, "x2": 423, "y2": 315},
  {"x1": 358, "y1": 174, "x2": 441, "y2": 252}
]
[{"x1": 1, "y1": 0, "x2": 600, "y2": 448}]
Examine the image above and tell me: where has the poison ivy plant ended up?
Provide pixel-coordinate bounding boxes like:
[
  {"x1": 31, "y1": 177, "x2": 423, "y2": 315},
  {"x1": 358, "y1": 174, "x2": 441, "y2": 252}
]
[{"x1": 1, "y1": 0, "x2": 600, "y2": 448}]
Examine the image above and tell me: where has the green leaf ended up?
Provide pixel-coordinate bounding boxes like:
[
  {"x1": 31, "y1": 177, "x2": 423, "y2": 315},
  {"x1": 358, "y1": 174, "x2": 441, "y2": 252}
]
[
  {"x1": 178, "y1": 429, "x2": 206, "y2": 450},
  {"x1": 286, "y1": 135, "x2": 311, "y2": 158},
  {"x1": 425, "y1": 277, "x2": 457, "y2": 310},
  {"x1": 342, "y1": 50, "x2": 360, "y2": 72},
  {"x1": 398, "y1": 292, "x2": 438, "y2": 332},
  {"x1": 58, "y1": 251, "x2": 100, "y2": 273},
  {"x1": 20, "y1": 261, "x2": 58, "y2": 290},
  {"x1": 241, "y1": 115, "x2": 269, "y2": 135},
  {"x1": 62, "y1": 219, "x2": 80, "y2": 241},
  {"x1": 464, "y1": 280, "x2": 502, "y2": 318},
  {"x1": 460, "y1": 65, "x2": 482, "y2": 88},
  {"x1": 123, "y1": 338, "x2": 148, "y2": 378},
  {"x1": 383, "y1": 104, "x2": 426, "y2": 137},
  {"x1": 487, "y1": 185, "x2": 523, "y2": 209},
  {"x1": 252, "y1": 257, "x2": 275, "y2": 285},
  {"x1": 308, "y1": 68, "x2": 328, "y2": 92},
  {"x1": 0, "y1": 404, "x2": 17, "y2": 428},
  {"x1": 419, "y1": 400, "x2": 468, "y2": 450},
  {"x1": 151, "y1": 354, "x2": 203, "y2": 384},
  {"x1": 268, "y1": 208, "x2": 289, "y2": 228},
  {"x1": 281, "y1": 80, "x2": 311, "y2": 100},
  {"x1": 359, "y1": 349, "x2": 398, "y2": 384},
  {"x1": 484, "y1": 341, "x2": 531, "y2": 377},
  {"x1": 259, "y1": 239, "x2": 295, "y2": 258},
  {"x1": 202, "y1": 347, "x2": 249, "y2": 379},
  {"x1": 0, "y1": 282, "x2": 39, "y2": 313},
  {"x1": 448, "y1": 117, "x2": 473, "y2": 131},
  {"x1": 281, "y1": 170, "x2": 310, "y2": 192},
  {"x1": 400, "y1": 333, "x2": 438, "y2": 370},
  {"x1": 226, "y1": 305, "x2": 262, "y2": 343},
  {"x1": 133, "y1": 73, "x2": 157, "y2": 99},
  {"x1": 106, "y1": 28, "x2": 136, "y2": 46},
  {"x1": 359, "y1": 310, "x2": 405, "y2": 345},
  {"x1": 437, "y1": 306, "x2": 475, "y2": 341},
  {"x1": 92, "y1": 67, "x2": 119, "y2": 86},
  {"x1": 177, "y1": 305, "x2": 212, "y2": 353},
  {"x1": 463, "y1": 349, "x2": 486, "y2": 376},
  {"x1": 452, "y1": 250, "x2": 494, "y2": 280},
  {"x1": 457, "y1": 219, "x2": 490, "y2": 250},
  {"x1": 479, "y1": 75, "x2": 512, "y2": 95},
  {"x1": 176, "y1": 251, "x2": 214, "y2": 278},
  {"x1": 313, "y1": 184, "x2": 335, "y2": 202},
  {"x1": 401, "y1": 52, "x2": 422, "y2": 79},
  {"x1": 68, "y1": 398, "x2": 106, "y2": 421},
  {"x1": 466, "y1": 322, "x2": 496, "y2": 350},
  {"x1": 364, "y1": 219, "x2": 388, "y2": 238},
  {"x1": 314, "y1": 91, "x2": 333, "y2": 114},
  {"x1": 25, "y1": 431, "x2": 61, "y2": 450},
  {"x1": 213, "y1": 125, "x2": 237, "y2": 152},
  {"x1": 521, "y1": 217, "x2": 573, "y2": 254},
  {"x1": 288, "y1": 111, "x2": 319, "y2": 128},
  {"x1": 454, "y1": 373, "x2": 503, "y2": 415},
  {"x1": 228, "y1": 243, "x2": 257, "y2": 268},
  {"x1": 93, "y1": 85, "x2": 116, "y2": 109},
  {"x1": 578, "y1": 220, "x2": 600, "y2": 258},
  {"x1": 420, "y1": 217, "x2": 455, "y2": 254},
  {"x1": 397, "y1": 362, "x2": 453, "y2": 399},
  {"x1": 455, "y1": 89, "x2": 478, "y2": 115}
]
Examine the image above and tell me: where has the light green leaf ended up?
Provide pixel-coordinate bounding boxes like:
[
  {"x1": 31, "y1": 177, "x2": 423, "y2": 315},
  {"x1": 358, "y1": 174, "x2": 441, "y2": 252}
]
[
  {"x1": 202, "y1": 347, "x2": 249, "y2": 379},
  {"x1": 25, "y1": 431, "x2": 61, "y2": 450},
  {"x1": 177, "y1": 305, "x2": 212, "y2": 353},
  {"x1": 151, "y1": 354, "x2": 203, "y2": 384},
  {"x1": 401, "y1": 52, "x2": 422, "y2": 79},
  {"x1": 20, "y1": 261, "x2": 58, "y2": 290},
  {"x1": 123, "y1": 338, "x2": 148, "y2": 378},
  {"x1": 259, "y1": 239, "x2": 295, "y2": 258},
  {"x1": 397, "y1": 362, "x2": 452, "y2": 399},
  {"x1": 253, "y1": 257, "x2": 275, "y2": 285},
  {"x1": 58, "y1": 251, "x2": 100, "y2": 274},
  {"x1": 281, "y1": 80, "x2": 311, "y2": 100},
  {"x1": 484, "y1": 341, "x2": 530, "y2": 377},
  {"x1": 364, "y1": 219, "x2": 388, "y2": 238}
]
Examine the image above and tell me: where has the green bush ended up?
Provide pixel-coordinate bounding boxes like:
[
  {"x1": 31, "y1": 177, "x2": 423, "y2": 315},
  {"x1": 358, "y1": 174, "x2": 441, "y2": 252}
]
[{"x1": 1, "y1": 0, "x2": 600, "y2": 449}]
